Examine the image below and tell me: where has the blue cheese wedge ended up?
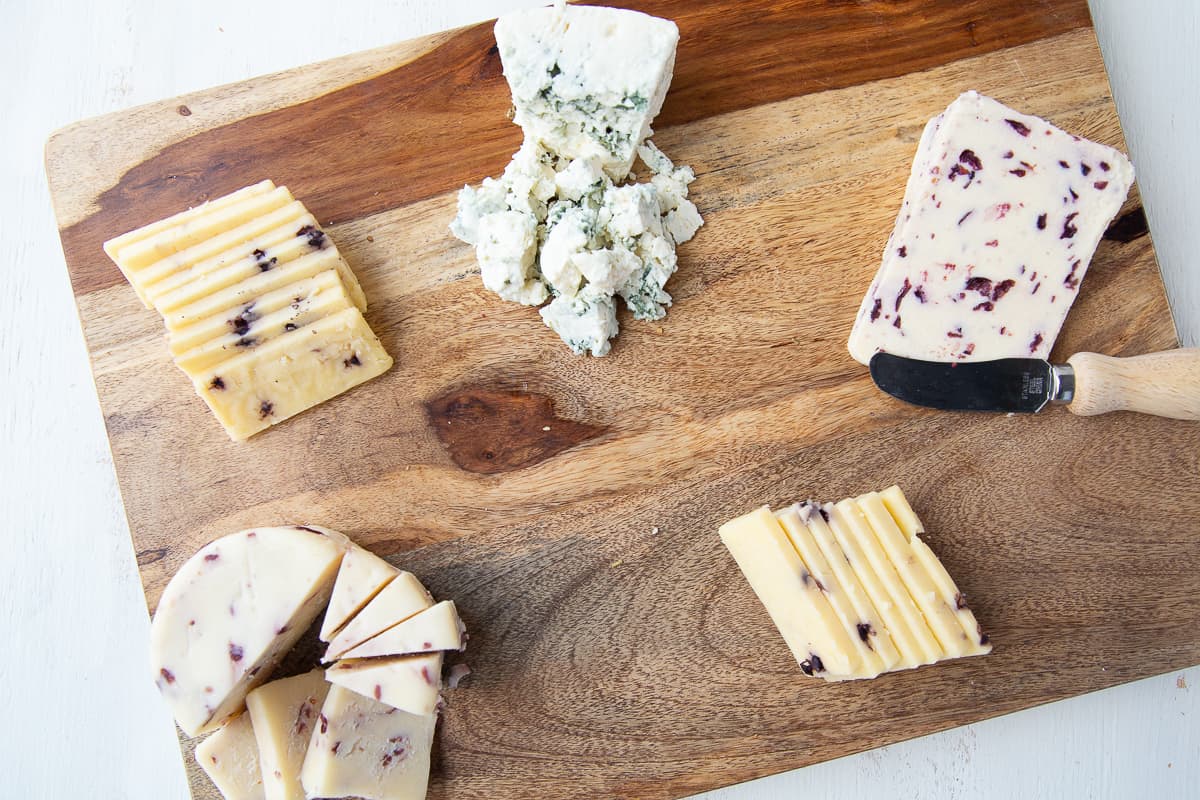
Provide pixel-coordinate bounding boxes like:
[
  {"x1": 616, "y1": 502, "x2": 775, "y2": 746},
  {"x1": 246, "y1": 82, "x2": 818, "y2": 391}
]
[
  {"x1": 718, "y1": 486, "x2": 990, "y2": 681},
  {"x1": 494, "y1": 2, "x2": 679, "y2": 178},
  {"x1": 848, "y1": 91, "x2": 1134, "y2": 364},
  {"x1": 450, "y1": 5, "x2": 703, "y2": 357}
]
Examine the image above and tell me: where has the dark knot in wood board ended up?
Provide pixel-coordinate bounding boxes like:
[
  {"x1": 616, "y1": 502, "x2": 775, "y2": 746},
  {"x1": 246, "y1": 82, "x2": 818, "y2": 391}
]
[{"x1": 425, "y1": 388, "x2": 606, "y2": 474}]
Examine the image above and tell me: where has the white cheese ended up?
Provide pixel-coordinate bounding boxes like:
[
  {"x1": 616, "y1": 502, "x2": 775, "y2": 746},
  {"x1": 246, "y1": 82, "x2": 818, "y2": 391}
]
[
  {"x1": 848, "y1": 91, "x2": 1134, "y2": 364},
  {"x1": 149, "y1": 526, "x2": 347, "y2": 737},
  {"x1": 319, "y1": 544, "x2": 400, "y2": 642},
  {"x1": 475, "y1": 210, "x2": 549, "y2": 306},
  {"x1": 494, "y1": 4, "x2": 679, "y2": 178},
  {"x1": 299, "y1": 686, "x2": 435, "y2": 800},
  {"x1": 325, "y1": 653, "x2": 443, "y2": 717},
  {"x1": 323, "y1": 571, "x2": 434, "y2": 662},
  {"x1": 245, "y1": 670, "x2": 330, "y2": 800},
  {"x1": 194, "y1": 713, "x2": 266, "y2": 800},
  {"x1": 539, "y1": 287, "x2": 619, "y2": 357},
  {"x1": 338, "y1": 600, "x2": 466, "y2": 660},
  {"x1": 450, "y1": 6, "x2": 703, "y2": 356}
]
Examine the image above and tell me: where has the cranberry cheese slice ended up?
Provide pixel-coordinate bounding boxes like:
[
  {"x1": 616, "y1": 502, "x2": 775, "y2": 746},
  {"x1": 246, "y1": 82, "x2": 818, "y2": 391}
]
[
  {"x1": 718, "y1": 507, "x2": 864, "y2": 677},
  {"x1": 339, "y1": 601, "x2": 465, "y2": 660},
  {"x1": 103, "y1": 181, "x2": 387, "y2": 440},
  {"x1": 719, "y1": 487, "x2": 990, "y2": 681},
  {"x1": 167, "y1": 269, "x2": 345, "y2": 357},
  {"x1": 848, "y1": 91, "x2": 1134, "y2": 365},
  {"x1": 326, "y1": 652, "x2": 443, "y2": 717},
  {"x1": 319, "y1": 545, "x2": 401, "y2": 642},
  {"x1": 103, "y1": 180, "x2": 277, "y2": 307},
  {"x1": 245, "y1": 670, "x2": 330, "y2": 800},
  {"x1": 149, "y1": 526, "x2": 348, "y2": 737},
  {"x1": 324, "y1": 572, "x2": 435, "y2": 662},
  {"x1": 173, "y1": 273, "x2": 354, "y2": 374},
  {"x1": 195, "y1": 712, "x2": 266, "y2": 800},
  {"x1": 193, "y1": 306, "x2": 393, "y2": 441},
  {"x1": 299, "y1": 686, "x2": 436, "y2": 800},
  {"x1": 775, "y1": 507, "x2": 895, "y2": 676}
]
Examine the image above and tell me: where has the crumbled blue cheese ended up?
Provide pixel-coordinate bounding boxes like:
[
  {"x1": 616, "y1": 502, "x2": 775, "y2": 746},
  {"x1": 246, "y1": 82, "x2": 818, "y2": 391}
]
[
  {"x1": 539, "y1": 287, "x2": 619, "y2": 357},
  {"x1": 475, "y1": 210, "x2": 547, "y2": 306},
  {"x1": 494, "y1": 3, "x2": 679, "y2": 178},
  {"x1": 449, "y1": 4, "x2": 704, "y2": 356}
]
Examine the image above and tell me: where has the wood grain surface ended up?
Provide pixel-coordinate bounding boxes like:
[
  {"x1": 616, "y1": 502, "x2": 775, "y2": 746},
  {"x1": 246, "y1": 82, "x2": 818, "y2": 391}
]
[{"x1": 43, "y1": 2, "x2": 1200, "y2": 798}]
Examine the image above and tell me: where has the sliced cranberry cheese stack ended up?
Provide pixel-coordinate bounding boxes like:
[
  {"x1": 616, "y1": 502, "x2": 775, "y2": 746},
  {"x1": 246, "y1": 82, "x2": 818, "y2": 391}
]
[
  {"x1": 848, "y1": 91, "x2": 1134, "y2": 364},
  {"x1": 149, "y1": 525, "x2": 348, "y2": 737},
  {"x1": 719, "y1": 486, "x2": 991, "y2": 681},
  {"x1": 103, "y1": 181, "x2": 390, "y2": 440}
]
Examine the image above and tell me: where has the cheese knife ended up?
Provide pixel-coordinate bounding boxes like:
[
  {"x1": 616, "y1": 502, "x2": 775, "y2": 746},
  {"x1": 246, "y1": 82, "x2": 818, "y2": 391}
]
[{"x1": 869, "y1": 348, "x2": 1200, "y2": 420}]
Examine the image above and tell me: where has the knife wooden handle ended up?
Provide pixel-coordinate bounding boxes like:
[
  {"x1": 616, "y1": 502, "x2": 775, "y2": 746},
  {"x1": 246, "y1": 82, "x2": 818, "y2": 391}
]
[{"x1": 1066, "y1": 348, "x2": 1200, "y2": 420}]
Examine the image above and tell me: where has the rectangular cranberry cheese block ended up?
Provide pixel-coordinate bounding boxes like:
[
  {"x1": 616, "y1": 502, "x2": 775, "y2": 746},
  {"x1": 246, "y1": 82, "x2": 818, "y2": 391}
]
[
  {"x1": 195, "y1": 712, "x2": 266, "y2": 800},
  {"x1": 103, "y1": 181, "x2": 387, "y2": 440},
  {"x1": 719, "y1": 486, "x2": 990, "y2": 681},
  {"x1": 299, "y1": 686, "x2": 436, "y2": 800},
  {"x1": 848, "y1": 91, "x2": 1133, "y2": 364}
]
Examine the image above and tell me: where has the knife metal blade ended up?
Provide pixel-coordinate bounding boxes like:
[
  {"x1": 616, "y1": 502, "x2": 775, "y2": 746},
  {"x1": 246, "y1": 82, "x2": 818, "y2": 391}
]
[{"x1": 868, "y1": 352, "x2": 1075, "y2": 413}]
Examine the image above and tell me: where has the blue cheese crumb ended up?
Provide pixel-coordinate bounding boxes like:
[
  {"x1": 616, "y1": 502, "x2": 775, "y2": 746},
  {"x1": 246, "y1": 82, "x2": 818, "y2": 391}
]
[{"x1": 450, "y1": 4, "x2": 704, "y2": 356}]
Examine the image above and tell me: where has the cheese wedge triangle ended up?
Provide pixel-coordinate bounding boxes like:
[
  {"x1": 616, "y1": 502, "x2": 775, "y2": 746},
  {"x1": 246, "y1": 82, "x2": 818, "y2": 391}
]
[
  {"x1": 338, "y1": 600, "x2": 465, "y2": 660},
  {"x1": 325, "y1": 652, "x2": 443, "y2": 717},
  {"x1": 194, "y1": 712, "x2": 265, "y2": 800},
  {"x1": 323, "y1": 571, "x2": 434, "y2": 662},
  {"x1": 319, "y1": 545, "x2": 401, "y2": 642}
]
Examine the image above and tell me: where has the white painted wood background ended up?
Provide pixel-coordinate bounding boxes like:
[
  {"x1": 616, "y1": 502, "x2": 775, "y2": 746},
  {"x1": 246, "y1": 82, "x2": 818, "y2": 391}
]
[{"x1": 2, "y1": 1, "x2": 1196, "y2": 797}]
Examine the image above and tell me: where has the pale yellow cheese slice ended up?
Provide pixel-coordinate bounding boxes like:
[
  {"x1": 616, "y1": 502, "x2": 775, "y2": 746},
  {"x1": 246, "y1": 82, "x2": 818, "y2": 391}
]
[
  {"x1": 856, "y1": 491, "x2": 978, "y2": 657},
  {"x1": 192, "y1": 306, "x2": 392, "y2": 441},
  {"x1": 149, "y1": 526, "x2": 348, "y2": 737},
  {"x1": 163, "y1": 249, "x2": 359, "y2": 333},
  {"x1": 150, "y1": 217, "x2": 360, "y2": 316},
  {"x1": 245, "y1": 670, "x2": 330, "y2": 800},
  {"x1": 136, "y1": 198, "x2": 309, "y2": 298},
  {"x1": 141, "y1": 202, "x2": 313, "y2": 306},
  {"x1": 113, "y1": 185, "x2": 295, "y2": 278},
  {"x1": 795, "y1": 503, "x2": 903, "y2": 670},
  {"x1": 299, "y1": 686, "x2": 435, "y2": 800},
  {"x1": 325, "y1": 652, "x2": 443, "y2": 716},
  {"x1": 718, "y1": 506, "x2": 862, "y2": 677},
  {"x1": 324, "y1": 571, "x2": 434, "y2": 662},
  {"x1": 195, "y1": 712, "x2": 266, "y2": 800},
  {"x1": 879, "y1": 485, "x2": 991, "y2": 651},
  {"x1": 776, "y1": 506, "x2": 894, "y2": 677},
  {"x1": 173, "y1": 274, "x2": 354, "y2": 375},
  {"x1": 167, "y1": 269, "x2": 344, "y2": 357},
  {"x1": 103, "y1": 180, "x2": 276, "y2": 306},
  {"x1": 319, "y1": 545, "x2": 401, "y2": 642},
  {"x1": 339, "y1": 600, "x2": 465, "y2": 660}
]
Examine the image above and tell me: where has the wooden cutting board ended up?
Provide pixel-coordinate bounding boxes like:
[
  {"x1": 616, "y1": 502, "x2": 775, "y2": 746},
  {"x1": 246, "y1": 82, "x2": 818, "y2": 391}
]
[{"x1": 45, "y1": 1, "x2": 1200, "y2": 798}]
